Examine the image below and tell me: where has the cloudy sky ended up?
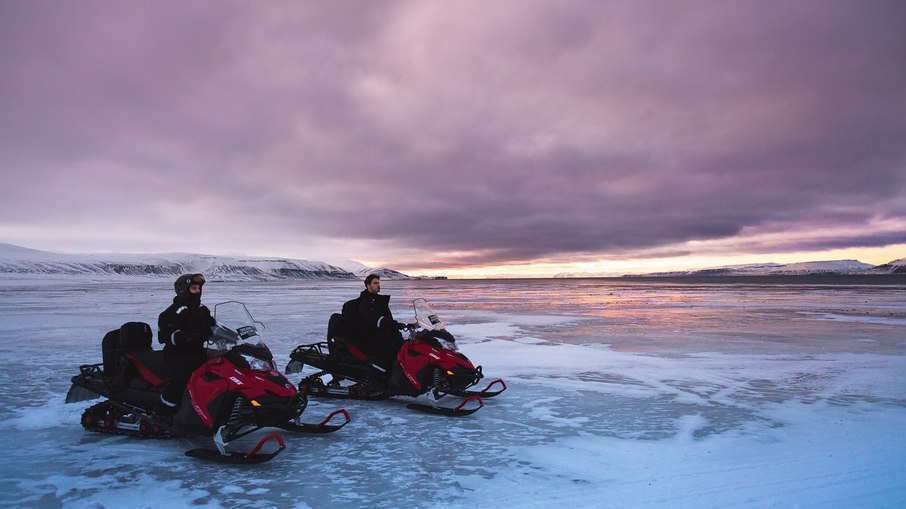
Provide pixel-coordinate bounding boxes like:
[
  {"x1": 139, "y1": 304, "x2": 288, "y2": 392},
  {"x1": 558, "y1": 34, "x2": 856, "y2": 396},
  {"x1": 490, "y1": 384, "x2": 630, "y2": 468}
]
[{"x1": 2, "y1": 1, "x2": 904, "y2": 277}]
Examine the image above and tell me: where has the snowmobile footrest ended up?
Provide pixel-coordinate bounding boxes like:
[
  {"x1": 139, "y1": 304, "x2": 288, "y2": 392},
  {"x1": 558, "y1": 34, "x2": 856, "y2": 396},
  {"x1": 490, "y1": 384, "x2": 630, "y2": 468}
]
[
  {"x1": 185, "y1": 432, "x2": 286, "y2": 464},
  {"x1": 277, "y1": 409, "x2": 351, "y2": 434},
  {"x1": 406, "y1": 395, "x2": 484, "y2": 417}
]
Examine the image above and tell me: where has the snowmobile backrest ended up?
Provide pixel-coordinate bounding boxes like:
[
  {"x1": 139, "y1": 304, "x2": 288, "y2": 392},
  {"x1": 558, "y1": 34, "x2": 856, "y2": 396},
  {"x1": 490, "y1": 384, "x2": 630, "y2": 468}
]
[
  {"x1": 340, "y1": 298, "x2": 359, "y2": 333},
  {"x1": 328, "y1": 310, "x2": 372, "y2": 362},
  {"x1": 101, "y1": 328, "x2": 120, "y2": 377},
  {"x1": 341, "y1": 297, "x2": 375, "y2": 340},
  {"x1": 119, "y1": 321, "x2": 152, "y2": 352},
  {"x1": 327, "y1": 312, "x2": 345, "y2": 341},
  {"x1": 326, "y1": 312, "x2": 348, "y2": 359},
  {"x1": 101, "y1": 322, "x2": 152, "y2": 378}
]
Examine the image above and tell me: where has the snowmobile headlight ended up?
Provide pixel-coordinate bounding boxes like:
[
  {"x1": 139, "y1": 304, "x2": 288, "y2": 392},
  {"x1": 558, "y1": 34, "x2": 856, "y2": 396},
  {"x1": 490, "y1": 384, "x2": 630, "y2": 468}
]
[
  {"x1": 250, "y1": 399, "x2": 262, "y2": 407},
  {"x1": 240, "y1": 353, "x2": 276, "y2": 372}
]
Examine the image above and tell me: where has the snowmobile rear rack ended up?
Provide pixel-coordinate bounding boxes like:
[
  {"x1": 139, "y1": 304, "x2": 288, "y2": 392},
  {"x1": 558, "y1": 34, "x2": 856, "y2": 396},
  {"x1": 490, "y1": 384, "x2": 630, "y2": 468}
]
[{"x1": 65, "y1": 364, "x2": 108, "y2": 403}]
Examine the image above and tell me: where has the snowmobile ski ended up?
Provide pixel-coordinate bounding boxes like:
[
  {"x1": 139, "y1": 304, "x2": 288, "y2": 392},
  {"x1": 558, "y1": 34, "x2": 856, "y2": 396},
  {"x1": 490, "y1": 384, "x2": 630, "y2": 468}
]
[
  {"x1": 405, "y1": 394, "x2": 484, "y2": 417},
  {"x1": 298, "y1": 373, "x2": 485, "y2": 416},
  {"x1": 185, "y1": 431, "x2": 286, "y2": 465},
  {"x1": 298, "y1": 374, "x2": 389, "y2": 401},
  {"x1": 449, "y1": 378, "x2": 507, "y2": 399},
  {"x1": 277, "y1": 409, "x2": 351, "y2": 434}
]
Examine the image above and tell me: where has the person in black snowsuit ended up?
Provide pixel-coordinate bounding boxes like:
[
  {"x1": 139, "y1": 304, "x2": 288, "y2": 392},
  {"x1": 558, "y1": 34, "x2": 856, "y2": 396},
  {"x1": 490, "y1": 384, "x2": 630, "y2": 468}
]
[
  {"x1": 343, "y1": 274, "x2": 406, "y2": 379},
  {"x1": 156, "y1": 273, "x2": 215, "y2": 415}
]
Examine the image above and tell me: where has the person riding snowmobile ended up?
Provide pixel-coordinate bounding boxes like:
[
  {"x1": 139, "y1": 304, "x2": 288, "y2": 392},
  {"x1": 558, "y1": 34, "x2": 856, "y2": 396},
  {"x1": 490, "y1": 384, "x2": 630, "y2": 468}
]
[
  {"x1": 156, "y1": 273, "x2": 215, "y2": 415},
  {"x1": 342, "y1": 274, "x2": 406, "y2": 381}
]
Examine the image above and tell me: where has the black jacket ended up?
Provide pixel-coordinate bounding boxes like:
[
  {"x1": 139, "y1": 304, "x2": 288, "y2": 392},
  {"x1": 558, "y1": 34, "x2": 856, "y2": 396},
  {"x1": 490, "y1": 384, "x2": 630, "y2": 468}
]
[
  {"x1": 158, "y1": 297, "x2": 216, "y2": 357},
  {"x1": 342, "y1": 290, "x2": 402, "y2": 340},
  {"x1": 357, "y1": 290, "x2": 398, "y2": 331}
]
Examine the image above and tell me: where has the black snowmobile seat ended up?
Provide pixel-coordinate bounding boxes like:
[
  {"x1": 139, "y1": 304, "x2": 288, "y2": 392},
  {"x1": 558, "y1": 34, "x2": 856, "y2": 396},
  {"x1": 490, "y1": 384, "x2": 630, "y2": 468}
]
[{"x1": 124, "y1": 350, "x2": 173, "y2": 387}]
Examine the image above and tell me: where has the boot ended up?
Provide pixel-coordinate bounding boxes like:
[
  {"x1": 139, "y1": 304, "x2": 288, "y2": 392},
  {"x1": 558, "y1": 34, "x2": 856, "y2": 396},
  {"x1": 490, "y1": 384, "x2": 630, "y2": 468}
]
[
  {"x1": 368, "y1": 363, "x2": 390, "y2": 388},
  {"x1": 153, "y1": 395, "x2": 178, "y2": 417}
]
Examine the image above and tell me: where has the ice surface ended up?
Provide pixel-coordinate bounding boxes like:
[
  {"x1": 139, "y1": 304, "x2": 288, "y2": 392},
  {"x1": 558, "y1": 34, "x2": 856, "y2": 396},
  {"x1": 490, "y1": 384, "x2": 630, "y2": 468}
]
[{"x1": 1, "y1": 277, "x2": 905, "y2": 508}]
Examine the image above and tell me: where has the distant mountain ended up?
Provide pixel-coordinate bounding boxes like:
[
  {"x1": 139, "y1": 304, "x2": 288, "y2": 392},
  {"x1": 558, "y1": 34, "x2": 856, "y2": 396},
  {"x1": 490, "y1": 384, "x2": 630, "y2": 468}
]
[
  {"x1": 350, "y1": 267, "x2": 411, "y2": 280},
  {"x1": 643, "y1": 260, "x2": 875, "y2": 277},
  {"x1": 0, "y1": 243, "x2": 410, "y2": 281},
  {"x1": 870, "y1": 257, "x2": 906, "y2": 274},
  {"x1": 327, "y1": 258, "x2": 410, "y2": 280},
  {"x1": 555, "y1": 258, "x2": 903, "y2": 278}
]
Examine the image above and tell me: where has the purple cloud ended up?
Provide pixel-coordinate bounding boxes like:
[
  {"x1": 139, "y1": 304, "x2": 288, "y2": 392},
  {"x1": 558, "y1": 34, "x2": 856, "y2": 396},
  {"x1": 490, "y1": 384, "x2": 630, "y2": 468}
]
[{"x1": 1, "y1": 1, "x2": 904, "y2": 269}]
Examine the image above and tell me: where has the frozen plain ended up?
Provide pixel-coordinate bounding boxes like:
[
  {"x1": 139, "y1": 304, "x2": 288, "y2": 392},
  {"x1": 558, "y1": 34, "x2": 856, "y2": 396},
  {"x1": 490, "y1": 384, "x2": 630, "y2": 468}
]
[{"x1": 1, "y1": 276, "x2": 905, "y2": 508}]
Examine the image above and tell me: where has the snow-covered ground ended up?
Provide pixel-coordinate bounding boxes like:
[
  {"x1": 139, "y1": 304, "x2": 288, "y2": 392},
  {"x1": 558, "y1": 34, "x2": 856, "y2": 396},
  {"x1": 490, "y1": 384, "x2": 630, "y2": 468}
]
[{"x1": 1, "y1": 277, "x2": 905, "y2": 508}]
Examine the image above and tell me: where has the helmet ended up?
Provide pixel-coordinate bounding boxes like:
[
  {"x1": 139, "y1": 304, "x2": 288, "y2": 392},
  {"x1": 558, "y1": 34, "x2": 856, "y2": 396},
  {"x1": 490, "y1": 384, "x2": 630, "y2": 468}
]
[{"x1": 174, "y1": 273, "x2": 205, "y2": 297}]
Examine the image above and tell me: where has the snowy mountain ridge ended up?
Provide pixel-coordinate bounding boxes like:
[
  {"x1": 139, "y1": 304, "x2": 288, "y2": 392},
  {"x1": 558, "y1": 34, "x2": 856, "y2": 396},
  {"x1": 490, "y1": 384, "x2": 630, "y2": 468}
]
[
  {"x1": 870, "y1": 257, "x2": 906, "y2": 274},
  {"x1": 642, "y1": 259, "x2": 875, "y2": 277},
  {"x1": 554, "y1": 258, "x2": 905, "y2": 278},
  {"x1": 0, "y1": 243, "x2": 409, "y2": 281}
]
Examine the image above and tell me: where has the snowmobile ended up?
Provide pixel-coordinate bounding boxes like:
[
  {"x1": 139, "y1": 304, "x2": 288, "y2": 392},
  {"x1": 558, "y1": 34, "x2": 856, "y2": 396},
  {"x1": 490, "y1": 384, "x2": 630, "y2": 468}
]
[
  {"x1": 65, "y1": 301, "x2": 350, "y2": 464},
  {"x1": 285, "y1": 298, "x2": 506, "y2": 416}
]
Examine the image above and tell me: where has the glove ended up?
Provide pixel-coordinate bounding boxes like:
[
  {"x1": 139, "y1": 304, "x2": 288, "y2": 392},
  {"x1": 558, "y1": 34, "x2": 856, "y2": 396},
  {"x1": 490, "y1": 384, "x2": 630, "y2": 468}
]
[{"x1": 187, "y1": 332, "x2": 208, "y2": 346}]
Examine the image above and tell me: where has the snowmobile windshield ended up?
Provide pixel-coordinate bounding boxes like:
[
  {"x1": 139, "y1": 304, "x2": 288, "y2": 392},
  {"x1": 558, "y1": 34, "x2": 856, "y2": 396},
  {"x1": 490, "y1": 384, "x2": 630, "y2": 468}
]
[
  {"x1": 209, "y1": 301, "x2": 271, "y2": 359},
  {"x1": 412, "y1": 298, "x2": 446, "y2": 331}
]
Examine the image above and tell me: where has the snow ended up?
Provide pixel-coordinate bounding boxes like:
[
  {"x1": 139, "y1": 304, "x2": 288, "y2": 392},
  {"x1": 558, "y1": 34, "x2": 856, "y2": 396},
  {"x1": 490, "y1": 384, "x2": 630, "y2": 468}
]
[
  {"x1": 771, "y1": 259, "x2": 874, "y2": 273},
  {"x1": 645, "y1": 259, "x2": 877, "y2": 276},
  {"x1": 0, "y1": 243, "x2": 369, "y2": 281},
  {"x1": 1, "y1": 277, "x2": 905, "y2": 508},
  {"x1": 556, "y1": 259, "x2": 892, "y2": 277}
]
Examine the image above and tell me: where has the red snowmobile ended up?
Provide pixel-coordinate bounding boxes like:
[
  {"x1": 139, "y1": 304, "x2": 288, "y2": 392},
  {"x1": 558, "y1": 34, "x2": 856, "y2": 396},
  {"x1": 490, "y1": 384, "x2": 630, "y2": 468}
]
[
  {"x1": 286, "y1": 298, "x2": 506, "y2": 416},
  {"x1": 66, "y1": 301, "x2": 350, "y2": 464}
]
